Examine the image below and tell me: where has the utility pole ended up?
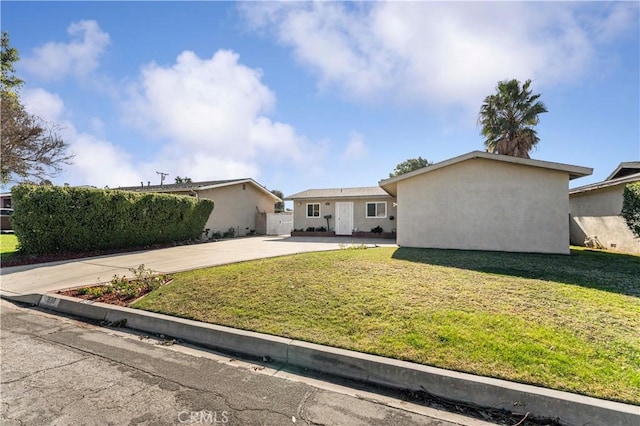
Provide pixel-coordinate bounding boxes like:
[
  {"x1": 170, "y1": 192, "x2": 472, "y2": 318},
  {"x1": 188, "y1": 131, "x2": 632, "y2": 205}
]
[{"x1": 156, "y1": 171, "x2": 169, "y2": 186}]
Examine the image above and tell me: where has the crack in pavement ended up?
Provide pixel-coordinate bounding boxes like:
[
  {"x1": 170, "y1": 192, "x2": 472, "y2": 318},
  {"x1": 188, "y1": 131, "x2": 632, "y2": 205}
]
[
  {"x1": 1, "y1": 357, "x2": 88, "y2": 385},
  {"x1": 56, "y1": 380, "x2": 124, "y2": 414},
  {"x1": 15, "y1": 327, "x2": 296, "y2": 421},
  {"x1": 296, "y1": 388, "x2": 318, "y2": 426}
]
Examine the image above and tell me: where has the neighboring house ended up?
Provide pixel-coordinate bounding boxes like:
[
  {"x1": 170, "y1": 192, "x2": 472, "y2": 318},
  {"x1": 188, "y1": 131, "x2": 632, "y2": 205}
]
[
  {"x1": 285, "y1": 187, "x2": 397, "y2": 236},
  {"x1": 378, "y1": 151, "x2": 592, "y2": 254},
  {"x1": 569, "y1": 162, "x2": 640, "y2": 254},
  {"x1": 1, "y1": 193, "x2": 12, "y2": 208},
  {"x1": 118, "y1": 178, "x2": 280, "y2": 237}
]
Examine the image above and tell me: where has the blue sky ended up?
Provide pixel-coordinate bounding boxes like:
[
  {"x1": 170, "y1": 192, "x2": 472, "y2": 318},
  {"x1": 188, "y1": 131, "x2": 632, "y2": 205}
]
[{"x1": 3, "y1": 1, "x2": 639, "y2": 197}]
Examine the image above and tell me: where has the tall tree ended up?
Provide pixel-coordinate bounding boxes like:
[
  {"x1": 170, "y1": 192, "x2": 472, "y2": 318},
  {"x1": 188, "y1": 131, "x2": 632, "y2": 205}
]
[
  {"x1": 1, "y1": 32, "x2": 73, "y2": 184},
  {"x1": 174, "y1": 176, "x2": 193, "y2": 184},
  {"x1": 478, "y1": 79, "x2": 548, "y2": 159},
  {"x1": 271, "y1": 189, "x2": 285, "y2": 213},
  {"x1": 389, "y1": 157, "x2": 431, "y2": 177},
  {"x1": 1, "y1": 32, "x2": 23, "y2": 91}
]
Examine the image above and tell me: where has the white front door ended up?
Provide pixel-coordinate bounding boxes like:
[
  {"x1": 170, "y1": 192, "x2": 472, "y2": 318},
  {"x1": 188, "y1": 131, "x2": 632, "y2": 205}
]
[{"x1": 335, "y1": 202, "x2": 353, "y2": 235}]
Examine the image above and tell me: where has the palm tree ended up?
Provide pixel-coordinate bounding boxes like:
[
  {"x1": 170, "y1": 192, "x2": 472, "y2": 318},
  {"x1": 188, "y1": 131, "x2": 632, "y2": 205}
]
[{"x1": 478, "y1": 79, "x2": 548, "y2": 159}]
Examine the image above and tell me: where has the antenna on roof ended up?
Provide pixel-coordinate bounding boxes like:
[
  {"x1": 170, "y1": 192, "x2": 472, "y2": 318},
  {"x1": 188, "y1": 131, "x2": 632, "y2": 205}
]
[{"x1": 156, "y1": 171, "x2": 169, "y2": 186}]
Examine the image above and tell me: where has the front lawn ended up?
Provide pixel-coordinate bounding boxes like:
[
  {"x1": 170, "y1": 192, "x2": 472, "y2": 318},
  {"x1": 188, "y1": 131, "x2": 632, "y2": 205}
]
[
  {"x1": 0, "y1": 234, "x2": 19, "y2": 262},
  {"x1": 133, "y1": 246, "x2": 640, "y2": 404}
]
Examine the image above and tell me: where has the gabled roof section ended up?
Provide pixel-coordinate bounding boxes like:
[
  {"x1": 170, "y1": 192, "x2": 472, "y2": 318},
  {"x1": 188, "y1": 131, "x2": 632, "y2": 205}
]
[
  {"x1": 605, "y1": 162, "x2": 640, "y2": 181},
  {"x1": 117, "y1": 178, "x2": 281, "y2": 201},
  {"x1": 285, "y1": 186, "x2": 391, "y2": 200},
  {"x1": 570, "y1": 172, "x2": 640, "y2": 195},
  {"x1": 379, "y1": 151, "x2": 593, "y2": 196}
]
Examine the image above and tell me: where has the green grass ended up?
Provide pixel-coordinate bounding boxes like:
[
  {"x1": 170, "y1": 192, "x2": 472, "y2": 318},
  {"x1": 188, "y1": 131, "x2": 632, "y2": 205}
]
[
  {"x1": 0, "y1": 234, "x2": 19, "y2": 261},
  {"x1": 133, "y1": 246, "x2": 640, "y2": 404}
]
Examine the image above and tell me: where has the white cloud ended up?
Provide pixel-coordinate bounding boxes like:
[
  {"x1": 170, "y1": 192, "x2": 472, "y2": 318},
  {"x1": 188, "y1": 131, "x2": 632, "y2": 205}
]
[
  {"x1": 68, "y1": 133, "x2": 142, "y2": 188},
  {"x1": 241, "y1": 2, "x2": 636, "y2": 109},
  {"x1": 17, "y1": 49, "x2": 316, "y2": 187},
  {"x1": 21, "y1": 87, "x2": 142, "y2": 187},
  {"x1": 341, "y1": 132, "x2": 367, "y2": 161},
  {"x1": 592, "y1": 2, "x2": 639, "y2": 43},
  {"x1": 21, "y1": 88, "x2": 65, "y2": 122},
  {"x1": 22, "y1": 20, "x2": 110, "y2": 81},
  {"x1": 124, "y1": 49, "x2": 309, "y2": 180}
]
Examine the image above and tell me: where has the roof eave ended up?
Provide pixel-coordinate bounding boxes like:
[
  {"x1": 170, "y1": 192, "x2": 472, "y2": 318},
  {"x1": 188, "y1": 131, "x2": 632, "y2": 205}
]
[
  {"x1": 378, "y1": 151, "x2": 592, "y2": 187},
  {"x1": 570, "y1": 173, "x2": 640, "y2": 195},
  {"x1": 605, "y1": 162, "x2": 640, "y2": 181},
  {"x1": 284, "y1": 193, "x2": 392, "y2": 201},
  {"x1": 197, "y1": 178, "x2": 281, "y2": 202}
]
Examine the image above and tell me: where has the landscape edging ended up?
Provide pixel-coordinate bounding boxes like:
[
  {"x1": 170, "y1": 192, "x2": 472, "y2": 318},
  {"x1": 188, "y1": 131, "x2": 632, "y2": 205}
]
[{"x1": 4, "y1": 292, "x2": 638, "y2": 426}]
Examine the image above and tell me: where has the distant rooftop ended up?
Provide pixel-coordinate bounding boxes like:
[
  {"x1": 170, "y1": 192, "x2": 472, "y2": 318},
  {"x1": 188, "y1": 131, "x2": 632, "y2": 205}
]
[
  {"x1": 285, "y1": 186, "x2": 391, "y2": 200},
  {"x1": 606, "y1": 162, "x2": 640, "y2": 181},
  {"x1": 570, "y1": 171, "x2": 640, "y2": 195},
  {"x1": 117, "y1": 178, "x2": 249, "y2": 193},
  {"x1": 117, "y1": 178, "x2": 281, "y2": 201}
]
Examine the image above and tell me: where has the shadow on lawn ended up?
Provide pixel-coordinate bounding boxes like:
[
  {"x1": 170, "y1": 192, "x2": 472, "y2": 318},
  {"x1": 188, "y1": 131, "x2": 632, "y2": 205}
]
[{"x1": 391, "y1": 247, "x2": 640, "y2": 298}]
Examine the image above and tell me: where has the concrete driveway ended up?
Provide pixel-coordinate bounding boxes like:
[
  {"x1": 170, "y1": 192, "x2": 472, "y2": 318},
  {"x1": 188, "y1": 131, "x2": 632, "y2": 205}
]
[{"x1": 0, "y1": 236, "x2": 396, "y2": 296}]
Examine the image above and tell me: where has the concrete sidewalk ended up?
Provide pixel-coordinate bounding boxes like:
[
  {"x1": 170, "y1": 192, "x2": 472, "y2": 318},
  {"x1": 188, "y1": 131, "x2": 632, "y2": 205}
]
[{"x1": 0, "y1": 235, "x2": 396, "y2": 295}]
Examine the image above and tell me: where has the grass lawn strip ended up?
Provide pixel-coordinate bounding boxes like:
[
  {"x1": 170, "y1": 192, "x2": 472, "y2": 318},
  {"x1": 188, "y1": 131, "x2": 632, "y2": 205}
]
[
  {"x1": 132, "y1": 247, "x2": 640, "y2": 404},
  {"x1": 0, "y1": 234, "x2": 18, "y2": 262}
]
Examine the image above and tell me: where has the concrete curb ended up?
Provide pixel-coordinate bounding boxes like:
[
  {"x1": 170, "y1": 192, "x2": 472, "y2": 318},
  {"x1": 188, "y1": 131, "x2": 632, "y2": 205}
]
[{"x1": 4, "y1": 292, "x2": 639, "y2": 426}]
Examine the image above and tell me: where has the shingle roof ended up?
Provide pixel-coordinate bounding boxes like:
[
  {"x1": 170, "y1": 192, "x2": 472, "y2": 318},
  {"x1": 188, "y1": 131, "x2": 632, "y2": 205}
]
[
  {"x1": 117, "y1": 178, "x2": 281, "y2": 201},
  {"x1": 285, "y1": 186, "x2": 391, "y2": 200},
  {"x1": 117, "y1": 178, "x2": 249, "y2": 193}
]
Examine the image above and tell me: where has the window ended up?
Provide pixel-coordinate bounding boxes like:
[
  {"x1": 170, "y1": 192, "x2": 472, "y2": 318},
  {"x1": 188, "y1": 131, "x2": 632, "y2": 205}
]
[
  {"x1": 306, "y1": 203, "x2": 320, "y2": 217},
  {"x1": 366, "y1": 202, "x2": 386, "y2": 218}
]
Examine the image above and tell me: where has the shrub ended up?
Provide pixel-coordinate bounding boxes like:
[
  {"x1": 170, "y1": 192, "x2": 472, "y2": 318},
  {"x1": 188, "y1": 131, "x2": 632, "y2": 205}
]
[
  {"x1": 316, "y1": 226, "x2": 327, "y2": 232},
  {"x1": 621, "y1": 182, "x2": 640, "y2": 238},
  {"x1": 371, "y1": 226, "x2": 384, "y2": 234},
  {"x1": 305, "y1": 226, "x2": 316, "y2": 232},
  {"x1": 222, "y1": 227, "x2": 236, "y2": 238},
  {"x1": 11, "y1": 185, "x2": 214, "y2": 255}
]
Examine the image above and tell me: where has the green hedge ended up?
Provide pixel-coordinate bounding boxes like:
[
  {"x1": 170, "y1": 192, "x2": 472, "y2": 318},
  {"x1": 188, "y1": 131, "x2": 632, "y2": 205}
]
[
  {"x1": 621, "y1": 182, "x2": 640, "y2": 239},
  {"x1": 11, "y1": 185, "x2": 214, "y2": 255}
]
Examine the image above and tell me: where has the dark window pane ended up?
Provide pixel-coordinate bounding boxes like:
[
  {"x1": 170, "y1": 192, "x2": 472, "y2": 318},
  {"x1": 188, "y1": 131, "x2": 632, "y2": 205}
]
[{"x1": 367, "y1": 203, "x2": 376, "y2": 217}]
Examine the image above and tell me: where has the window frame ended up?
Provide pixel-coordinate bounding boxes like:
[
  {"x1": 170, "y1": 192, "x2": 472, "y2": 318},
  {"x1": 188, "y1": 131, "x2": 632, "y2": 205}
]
[
  {"x1": 366, "y1": 201, "x2": 387, "y2": 218},
  {"x1": 306, "y1": 203, "x2": 321, "y2": 218}
]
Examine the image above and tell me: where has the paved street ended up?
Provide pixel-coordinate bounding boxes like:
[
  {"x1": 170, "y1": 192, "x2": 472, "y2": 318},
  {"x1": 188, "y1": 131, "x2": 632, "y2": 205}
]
[
  {"x1": 0, "y1": 236, "x2": 397, "y2": 296},
  {"x1": 1, "y1": 299, "x2": 484, "y2": 426}
]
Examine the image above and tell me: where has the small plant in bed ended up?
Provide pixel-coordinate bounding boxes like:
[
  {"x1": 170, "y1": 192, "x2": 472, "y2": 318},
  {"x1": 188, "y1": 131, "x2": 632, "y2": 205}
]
[{"x1": 60, "y1": 264, "x2": 171, "y2": 306}]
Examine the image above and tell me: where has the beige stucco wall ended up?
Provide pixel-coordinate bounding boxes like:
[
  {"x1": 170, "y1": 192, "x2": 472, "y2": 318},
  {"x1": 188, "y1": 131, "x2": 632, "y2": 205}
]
[
  {"x1": 569, "y1": 185, "x2": 624, "y2": 217},
  {"x1": 197, "y1": 184, "x2": 275, "y2": 237},
  {"x1": 292, "y1": 197, "x2": 397, "y2": 234},
  {"x1": 569, "y1": 184, "x2": 639, "y2": 254},
  {"x1": 396, "y1": 158, "x2": 570, "y2": 254}
]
